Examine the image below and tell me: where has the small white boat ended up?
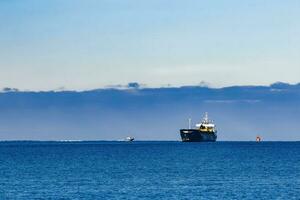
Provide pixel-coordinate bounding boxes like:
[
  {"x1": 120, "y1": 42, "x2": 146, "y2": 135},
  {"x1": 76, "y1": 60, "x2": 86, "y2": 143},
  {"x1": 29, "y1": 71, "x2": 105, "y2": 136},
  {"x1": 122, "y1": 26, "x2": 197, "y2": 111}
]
[{"x1": 125, "y1": 136, "x2": 134, "y2": 142}]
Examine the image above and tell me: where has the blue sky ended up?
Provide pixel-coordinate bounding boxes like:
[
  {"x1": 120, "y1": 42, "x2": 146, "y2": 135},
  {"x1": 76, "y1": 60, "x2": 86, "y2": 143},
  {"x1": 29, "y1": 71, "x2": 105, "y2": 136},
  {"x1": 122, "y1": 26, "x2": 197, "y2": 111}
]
[{"x1": 0, "y1": 0, "x2": 299, "y2": 90}]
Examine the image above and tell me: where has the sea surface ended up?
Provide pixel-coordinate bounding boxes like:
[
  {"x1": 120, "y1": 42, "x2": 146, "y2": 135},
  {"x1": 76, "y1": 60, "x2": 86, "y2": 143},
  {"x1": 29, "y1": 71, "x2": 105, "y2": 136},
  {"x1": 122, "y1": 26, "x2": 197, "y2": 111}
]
[{"x1": 0, "y1": 141, "x2": 299, "y2": 199}]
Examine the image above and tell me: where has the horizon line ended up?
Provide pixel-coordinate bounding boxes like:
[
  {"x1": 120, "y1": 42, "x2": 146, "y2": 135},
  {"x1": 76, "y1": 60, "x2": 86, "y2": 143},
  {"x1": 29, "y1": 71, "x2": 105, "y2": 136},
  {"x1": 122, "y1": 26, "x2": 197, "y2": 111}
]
[{"x1": 0, "y1": 140, "x2": 299, "y2": 142}]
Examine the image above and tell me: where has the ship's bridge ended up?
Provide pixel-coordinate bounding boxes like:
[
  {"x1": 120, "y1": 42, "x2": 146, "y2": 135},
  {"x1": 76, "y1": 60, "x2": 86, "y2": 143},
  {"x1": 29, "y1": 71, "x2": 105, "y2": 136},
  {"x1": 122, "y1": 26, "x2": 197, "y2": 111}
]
[
  {"x1": 196, "y1": 123, "x2": 215, "y2": 128},
  {"x1": 196, "y1": 123, "x2": 215, "y2": 132},
  {"x1": 195, "y1": 113, "x2": 216, "y2": 132}
]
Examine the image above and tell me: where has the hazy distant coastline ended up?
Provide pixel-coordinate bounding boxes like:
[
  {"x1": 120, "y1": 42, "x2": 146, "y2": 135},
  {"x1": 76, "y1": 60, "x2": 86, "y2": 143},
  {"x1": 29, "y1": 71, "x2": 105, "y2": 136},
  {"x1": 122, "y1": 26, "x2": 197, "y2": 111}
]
[{"x1": 0, "y1": 82, "x2": 299, "y2": 141}]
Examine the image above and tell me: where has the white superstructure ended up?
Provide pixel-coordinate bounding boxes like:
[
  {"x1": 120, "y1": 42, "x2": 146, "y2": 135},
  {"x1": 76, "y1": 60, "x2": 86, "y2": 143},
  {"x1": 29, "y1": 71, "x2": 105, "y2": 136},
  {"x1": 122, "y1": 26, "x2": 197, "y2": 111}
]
[{"x1": 195, "y1": 112, "x2": 216, "y2": 132}]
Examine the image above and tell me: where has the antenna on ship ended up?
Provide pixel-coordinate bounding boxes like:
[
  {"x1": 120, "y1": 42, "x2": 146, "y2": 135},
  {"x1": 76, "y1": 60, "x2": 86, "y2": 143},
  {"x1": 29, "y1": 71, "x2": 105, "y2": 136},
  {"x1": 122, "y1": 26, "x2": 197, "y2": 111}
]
[
  {"x1": 188, "y1": 118, "x2": 191, "y2": 129},
  {"x1": 204, "y1": 112, "x2": 208, "y2": 123}
]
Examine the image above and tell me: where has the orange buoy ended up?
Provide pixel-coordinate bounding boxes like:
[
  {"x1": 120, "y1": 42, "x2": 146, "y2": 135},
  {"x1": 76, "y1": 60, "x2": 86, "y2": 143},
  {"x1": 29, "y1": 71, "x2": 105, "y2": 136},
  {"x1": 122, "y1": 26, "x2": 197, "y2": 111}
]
[{"x1": 256, "y1": 136, "x2": 261, "y2": 142}]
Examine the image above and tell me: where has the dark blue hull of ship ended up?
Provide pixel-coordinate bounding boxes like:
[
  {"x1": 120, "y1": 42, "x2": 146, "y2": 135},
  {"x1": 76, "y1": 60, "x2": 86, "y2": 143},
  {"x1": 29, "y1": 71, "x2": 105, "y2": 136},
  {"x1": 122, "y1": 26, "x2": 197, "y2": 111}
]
[{"x1": 180, "y1": 129, "x2": 217, "y2": 142}]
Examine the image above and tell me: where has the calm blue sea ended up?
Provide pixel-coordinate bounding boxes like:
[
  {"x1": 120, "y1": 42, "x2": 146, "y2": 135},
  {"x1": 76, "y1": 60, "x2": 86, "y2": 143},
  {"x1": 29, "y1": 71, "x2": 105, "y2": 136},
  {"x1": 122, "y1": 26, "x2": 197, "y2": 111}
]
[{"x1": 0, "y1": 141, "x2": 299, "y2": 199}]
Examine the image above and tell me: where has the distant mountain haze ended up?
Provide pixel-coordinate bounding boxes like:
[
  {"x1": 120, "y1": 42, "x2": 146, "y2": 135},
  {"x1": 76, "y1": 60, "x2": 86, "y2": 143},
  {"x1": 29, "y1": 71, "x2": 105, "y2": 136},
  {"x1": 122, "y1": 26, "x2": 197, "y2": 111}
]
[{"x1": 0, "y1": 82, "x2": 299, "y2": 141}]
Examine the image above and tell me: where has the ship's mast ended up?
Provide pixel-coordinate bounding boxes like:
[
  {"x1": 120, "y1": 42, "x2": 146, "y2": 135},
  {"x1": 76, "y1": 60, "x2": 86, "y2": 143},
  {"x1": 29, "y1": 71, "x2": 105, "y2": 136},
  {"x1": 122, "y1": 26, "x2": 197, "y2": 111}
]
[
  {"x1": 188, "y1": 118, "x2": 191, "y2": 129},
  {"x1": 204, "y1": 112, "x2": 209, "y2": 123}
]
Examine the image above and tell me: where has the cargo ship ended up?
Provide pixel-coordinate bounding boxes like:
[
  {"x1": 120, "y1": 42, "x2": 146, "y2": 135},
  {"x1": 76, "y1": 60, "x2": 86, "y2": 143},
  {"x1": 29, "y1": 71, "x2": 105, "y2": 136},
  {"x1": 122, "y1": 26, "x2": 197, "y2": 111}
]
[{"x1": 180, "y1": 112, "x2": 217, "y2": 142}]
